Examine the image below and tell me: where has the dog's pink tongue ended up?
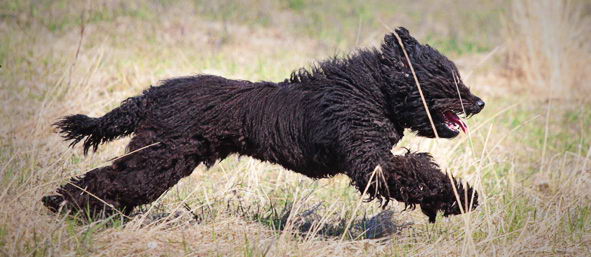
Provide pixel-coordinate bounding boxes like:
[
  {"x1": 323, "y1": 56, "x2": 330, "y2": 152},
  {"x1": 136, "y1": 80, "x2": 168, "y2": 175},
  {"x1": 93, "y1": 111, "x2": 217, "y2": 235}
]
[{"x1": 445, "y1": 112, "x2": 468, "y2": 133}]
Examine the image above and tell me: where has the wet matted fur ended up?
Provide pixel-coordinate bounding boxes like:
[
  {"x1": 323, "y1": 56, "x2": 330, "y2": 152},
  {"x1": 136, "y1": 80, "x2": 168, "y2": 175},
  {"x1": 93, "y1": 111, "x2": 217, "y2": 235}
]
[{"x1": 43, "y1": 27, "x2": 485, "y2": 223}]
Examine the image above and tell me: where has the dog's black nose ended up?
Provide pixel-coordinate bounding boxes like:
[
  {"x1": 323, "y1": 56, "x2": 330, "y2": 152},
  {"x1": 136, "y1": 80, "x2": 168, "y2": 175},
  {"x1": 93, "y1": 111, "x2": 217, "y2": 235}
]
[{"x1": 476, "y1": 99, "x2": 485, "y2": 109}]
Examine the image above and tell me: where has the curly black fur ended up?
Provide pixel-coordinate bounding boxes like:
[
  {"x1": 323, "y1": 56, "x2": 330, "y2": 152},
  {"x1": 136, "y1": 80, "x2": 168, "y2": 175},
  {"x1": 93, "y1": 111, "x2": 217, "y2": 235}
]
[
  {"x1": 54, "y1": 96, "x2": 146, "y2": 154},
  {"x1": 43, "y1": 27, "x2": 484, "y2": 223}
]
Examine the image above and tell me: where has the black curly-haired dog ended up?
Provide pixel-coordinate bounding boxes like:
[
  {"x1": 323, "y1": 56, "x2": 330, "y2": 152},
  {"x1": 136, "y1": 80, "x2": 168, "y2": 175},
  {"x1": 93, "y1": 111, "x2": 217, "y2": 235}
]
[{"x1": 43, "y1": 27, "x2": 484, "y2": 223}]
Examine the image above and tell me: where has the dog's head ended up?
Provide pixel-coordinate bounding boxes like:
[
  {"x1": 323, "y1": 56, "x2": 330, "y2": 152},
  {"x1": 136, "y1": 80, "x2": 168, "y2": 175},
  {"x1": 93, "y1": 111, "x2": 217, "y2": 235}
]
[{"x1": 381, "y1": 27, "x2": 485, "y2": 138}]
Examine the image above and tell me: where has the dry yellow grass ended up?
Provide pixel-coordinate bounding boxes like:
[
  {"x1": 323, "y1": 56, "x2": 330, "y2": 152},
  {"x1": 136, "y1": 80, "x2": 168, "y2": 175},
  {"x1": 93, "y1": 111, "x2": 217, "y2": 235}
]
[
  {"x1": 1, "y1": 0, "x2": 590, "y2": 256},
  {"x1": 501, "y1": 0, "x2": 591, "y2": 97}
]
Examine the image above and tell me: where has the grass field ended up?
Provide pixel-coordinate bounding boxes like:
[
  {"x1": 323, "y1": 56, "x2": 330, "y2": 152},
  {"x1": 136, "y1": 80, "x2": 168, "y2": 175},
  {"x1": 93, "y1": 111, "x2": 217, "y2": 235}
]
[{"x1": 1, "y1": 0, "x2": 590, "y2": 256}]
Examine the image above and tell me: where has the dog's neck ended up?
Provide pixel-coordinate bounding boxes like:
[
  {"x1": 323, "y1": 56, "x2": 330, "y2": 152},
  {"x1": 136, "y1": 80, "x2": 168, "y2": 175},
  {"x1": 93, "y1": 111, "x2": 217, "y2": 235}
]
[
  {"x1": 283, "y1": 47, "x2": 412, "y2": 132},
  {"x1": 286, "y1": 48, "x2": 412, "y2": 92}
]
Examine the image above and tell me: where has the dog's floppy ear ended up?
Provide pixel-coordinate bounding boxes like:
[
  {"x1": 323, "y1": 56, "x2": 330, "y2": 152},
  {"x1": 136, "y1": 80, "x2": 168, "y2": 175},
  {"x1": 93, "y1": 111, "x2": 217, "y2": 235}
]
[
  {"x1": 385, "y1": 27, "x2": 419, "y2": 46},
  {"x1": 382, "y1": 27, "x2": 420, "y2": 55},
  {"x1": 394, "y1": 27, "x2": 419, "y2": 46}
]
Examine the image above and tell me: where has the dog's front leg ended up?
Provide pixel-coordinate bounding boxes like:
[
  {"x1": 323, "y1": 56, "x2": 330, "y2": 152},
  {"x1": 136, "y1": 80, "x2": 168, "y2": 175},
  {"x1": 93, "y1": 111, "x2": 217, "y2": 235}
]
[{"x1": 342, "y1": 139, "x2": 478, "y2": 222}]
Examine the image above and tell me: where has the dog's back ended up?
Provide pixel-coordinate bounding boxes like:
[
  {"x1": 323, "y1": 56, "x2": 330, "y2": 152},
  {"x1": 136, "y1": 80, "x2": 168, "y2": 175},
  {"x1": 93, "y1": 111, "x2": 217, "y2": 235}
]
[{"x1": 56, "y1": 74, "x2": 340, "y2": 175}]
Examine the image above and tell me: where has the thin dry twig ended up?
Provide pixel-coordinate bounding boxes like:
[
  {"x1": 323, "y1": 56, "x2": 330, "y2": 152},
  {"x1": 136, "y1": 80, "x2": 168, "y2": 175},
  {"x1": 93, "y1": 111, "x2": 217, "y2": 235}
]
[
  {"x1": 392, "y1": 29, "x2": 440, "y2": 139},
  {"x1": 339, "y1": 165, "x2": 381, "y2": 242}
]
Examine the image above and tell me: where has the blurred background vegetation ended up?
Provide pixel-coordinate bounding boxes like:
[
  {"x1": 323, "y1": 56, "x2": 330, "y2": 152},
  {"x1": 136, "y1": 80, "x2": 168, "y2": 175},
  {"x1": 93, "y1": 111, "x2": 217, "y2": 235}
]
[{"x1": 3, "y1": 0, "x2": 508, "y2": 54}]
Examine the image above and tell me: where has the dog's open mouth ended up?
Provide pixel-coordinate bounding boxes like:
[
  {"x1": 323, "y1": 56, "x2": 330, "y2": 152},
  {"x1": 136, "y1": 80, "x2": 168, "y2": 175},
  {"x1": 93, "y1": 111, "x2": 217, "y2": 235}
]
[{"x1": 443, "y1": 111, "x2": 468, "y2": 133}]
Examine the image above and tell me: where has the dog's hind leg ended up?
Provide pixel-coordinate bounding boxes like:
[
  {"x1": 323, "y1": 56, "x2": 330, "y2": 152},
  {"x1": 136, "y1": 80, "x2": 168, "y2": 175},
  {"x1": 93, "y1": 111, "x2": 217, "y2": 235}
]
[{"x1": 43, "y1": 132, "x2": 203, "y2": 217}]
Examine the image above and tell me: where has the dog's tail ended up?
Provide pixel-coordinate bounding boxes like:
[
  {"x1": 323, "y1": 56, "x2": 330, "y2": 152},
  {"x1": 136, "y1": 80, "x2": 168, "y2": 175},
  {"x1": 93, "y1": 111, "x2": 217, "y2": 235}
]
[{"x1": 54, "y1": 96, "x2": 145, "y2": 154}]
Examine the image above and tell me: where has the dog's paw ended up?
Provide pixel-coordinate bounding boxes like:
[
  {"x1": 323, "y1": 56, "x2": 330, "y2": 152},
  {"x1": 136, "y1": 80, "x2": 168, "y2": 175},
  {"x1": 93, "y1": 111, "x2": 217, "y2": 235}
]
[{"x1": 42, "y1": 194, "x2": 67, "y2": 213}]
